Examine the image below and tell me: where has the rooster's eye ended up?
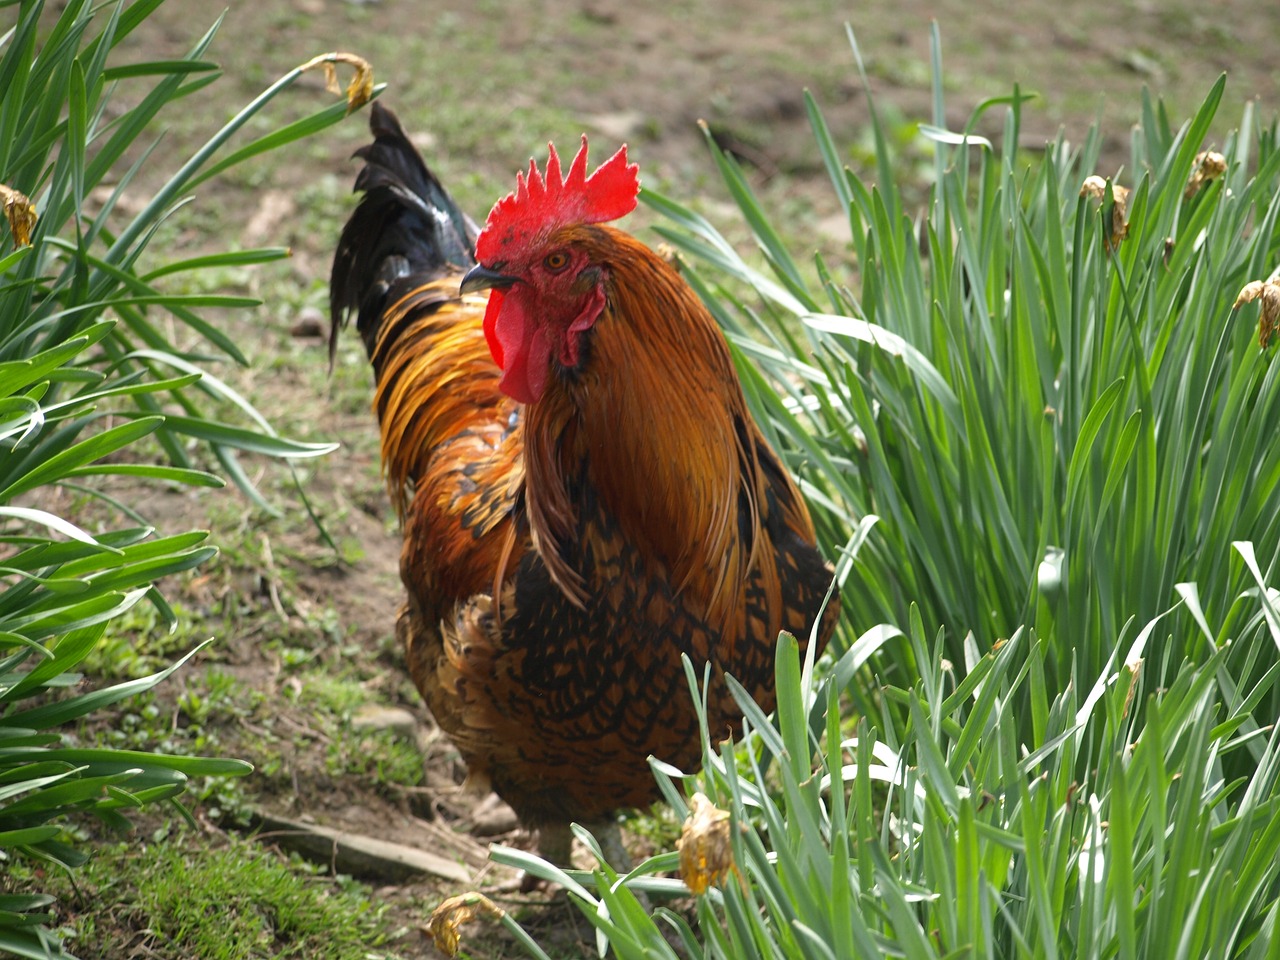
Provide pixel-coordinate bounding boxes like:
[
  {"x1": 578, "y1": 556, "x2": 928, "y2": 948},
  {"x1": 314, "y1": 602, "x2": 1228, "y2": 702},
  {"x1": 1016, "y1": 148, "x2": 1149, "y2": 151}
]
[{"x1": 543, "y1": 251, "x2": 570, "y2": 272}]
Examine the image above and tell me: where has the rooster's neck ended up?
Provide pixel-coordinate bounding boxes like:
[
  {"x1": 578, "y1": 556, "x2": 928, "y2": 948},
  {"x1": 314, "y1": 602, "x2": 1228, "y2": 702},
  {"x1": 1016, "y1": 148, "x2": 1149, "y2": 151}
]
[{"x1": 520, "y1": 237, "x2": 762, "y2": 630}]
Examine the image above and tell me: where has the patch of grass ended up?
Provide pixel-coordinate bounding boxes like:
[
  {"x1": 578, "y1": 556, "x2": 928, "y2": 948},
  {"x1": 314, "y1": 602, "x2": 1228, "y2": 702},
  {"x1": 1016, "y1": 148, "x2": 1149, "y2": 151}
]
[
  {"x1": 31, "y1": 837, "x2": 404, "y2": 960},
  {"x1": 325, "y1": 728, "x2": 424, "y2": 790},
  {"x1": 280, "y1": 674, "x2": 424, "y2": 789},
  {"x1": 81, "y1": 599, "x2": 208, "y2": 681},
  {"x1": 178, "y1": 669, "x2": 250, "y2": 727},
  {"x1": 291, "y1": 673, "x2": 372, "y2": 717},
  {"x1": 620, "y1": 804, "x2": 683, "y2": 858}
]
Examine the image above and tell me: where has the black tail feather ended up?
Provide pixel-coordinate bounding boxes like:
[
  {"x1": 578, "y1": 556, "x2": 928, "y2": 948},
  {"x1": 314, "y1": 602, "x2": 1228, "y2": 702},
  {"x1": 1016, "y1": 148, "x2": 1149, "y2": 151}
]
[{"x1": 329, "y1": 101, "x2": 478, "y2": 363}]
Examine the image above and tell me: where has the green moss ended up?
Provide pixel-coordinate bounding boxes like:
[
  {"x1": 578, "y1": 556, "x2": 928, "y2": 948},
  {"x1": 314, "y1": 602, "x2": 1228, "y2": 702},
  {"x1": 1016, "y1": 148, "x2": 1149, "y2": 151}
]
[{"x1": 39, "y1": 838, "x2": 404, "y2": 960}]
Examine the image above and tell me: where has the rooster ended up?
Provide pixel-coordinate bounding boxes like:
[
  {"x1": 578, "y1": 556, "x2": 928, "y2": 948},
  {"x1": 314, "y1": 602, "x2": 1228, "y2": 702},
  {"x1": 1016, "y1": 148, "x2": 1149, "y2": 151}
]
[{"x1": 330, "y1": 102, "x2": 839, "y2": 869}]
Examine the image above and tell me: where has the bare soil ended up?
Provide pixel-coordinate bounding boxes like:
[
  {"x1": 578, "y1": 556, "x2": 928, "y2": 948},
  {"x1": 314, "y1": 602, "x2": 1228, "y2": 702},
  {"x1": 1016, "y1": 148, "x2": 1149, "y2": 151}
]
[{"x1": 44, "y1": 0, "x2": 1280, "y2": 956}]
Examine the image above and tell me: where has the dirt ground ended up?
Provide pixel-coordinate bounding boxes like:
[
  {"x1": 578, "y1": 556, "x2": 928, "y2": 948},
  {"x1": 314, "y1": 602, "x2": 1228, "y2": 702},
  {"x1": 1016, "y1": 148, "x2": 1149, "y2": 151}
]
[
  {"x1": 42, "y1": 0, "x2": 1280, "y2": 956},
  {"x1": 128, "y1": 0, "x2": 1280, "y2": 198}
]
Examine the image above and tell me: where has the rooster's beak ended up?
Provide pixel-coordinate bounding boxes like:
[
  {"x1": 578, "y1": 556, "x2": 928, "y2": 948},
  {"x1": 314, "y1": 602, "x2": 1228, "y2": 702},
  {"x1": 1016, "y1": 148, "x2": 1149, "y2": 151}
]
[{"x1": 460, "y1": 263, "x2": 518, "y2": 295}]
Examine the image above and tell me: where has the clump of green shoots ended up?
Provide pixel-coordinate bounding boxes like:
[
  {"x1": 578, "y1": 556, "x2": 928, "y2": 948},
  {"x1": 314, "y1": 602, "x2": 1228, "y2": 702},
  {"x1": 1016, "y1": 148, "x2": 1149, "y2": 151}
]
[{"x1": 1, "y1": 1, "x2": 375, "y2": 954}]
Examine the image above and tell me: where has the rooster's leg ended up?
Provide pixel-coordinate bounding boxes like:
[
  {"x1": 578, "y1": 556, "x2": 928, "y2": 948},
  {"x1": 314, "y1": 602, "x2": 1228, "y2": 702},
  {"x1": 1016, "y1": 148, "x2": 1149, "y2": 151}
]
[
  {"x1": 533, "y1": 819, "x2": 632, "y2": 871},
  {"x1": 589, "y1": 819, "x2": 632, "y2": 874},
  {"x1": 536, "y1": 819, "x2": 631, "y2": 871},
  {"x1": 536, "y1": 822, "x2": 574, "y2": 867},
  {"x1": 516, "y1": 822, "x2": 574, "y2": 893},
  {"x1": 589, "y1": 819, "x2": 652, "y2": 913},
  {"x1": 522, "y1": 820, "x2": 649, "y2": 910}
]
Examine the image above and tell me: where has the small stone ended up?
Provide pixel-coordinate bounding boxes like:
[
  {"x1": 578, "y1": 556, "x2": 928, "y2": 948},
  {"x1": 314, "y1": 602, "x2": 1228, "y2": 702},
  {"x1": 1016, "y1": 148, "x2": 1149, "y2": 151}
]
[
  {"x1": 351, "y1": 704, "x2": 421, "y2": 739},
  {"x1": 410, "y1": 130, "x2": 438, "y2": 154},
  {"x1": 587, "y1": 111, "x2": 649, "y2": 143},
  {"x1": 469, "y1": 794, "x2": 519, "y2": 837},
  {"x1": 290, "y1": 306, "x2": 326, "y2": 339}
]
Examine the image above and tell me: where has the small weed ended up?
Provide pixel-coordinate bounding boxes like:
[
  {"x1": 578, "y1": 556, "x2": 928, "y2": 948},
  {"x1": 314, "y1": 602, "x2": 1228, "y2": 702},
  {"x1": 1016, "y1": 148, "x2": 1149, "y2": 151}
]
[
  {"x1": 289, "y1": 673, "x2": 369, "y2": 717},
  {"x1": 179, "y1": 667, "x2": 263, "y2": 725},
  {"x1": 621, "y1": 803, "x2": 683, "y2": 855}
]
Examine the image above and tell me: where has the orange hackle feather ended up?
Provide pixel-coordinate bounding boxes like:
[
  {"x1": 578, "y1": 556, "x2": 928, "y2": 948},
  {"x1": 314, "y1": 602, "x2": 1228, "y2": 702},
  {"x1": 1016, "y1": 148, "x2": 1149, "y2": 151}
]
[
  {"x1": 363, "y1": 277, "x2": 524, "y2": 613},
  {"x1": 368, "y1": 281, "x2": 500, "y2": 515},
  {"x1": 519, "y1": 223, "x2": 817, "y2": 652}
]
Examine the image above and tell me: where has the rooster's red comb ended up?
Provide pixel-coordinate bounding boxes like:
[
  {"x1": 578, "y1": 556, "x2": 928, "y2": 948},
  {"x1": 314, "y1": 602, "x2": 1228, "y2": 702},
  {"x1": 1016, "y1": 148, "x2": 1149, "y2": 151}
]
[{"x1": 474, "y1": 136, "x2": 639, "y2": 263}]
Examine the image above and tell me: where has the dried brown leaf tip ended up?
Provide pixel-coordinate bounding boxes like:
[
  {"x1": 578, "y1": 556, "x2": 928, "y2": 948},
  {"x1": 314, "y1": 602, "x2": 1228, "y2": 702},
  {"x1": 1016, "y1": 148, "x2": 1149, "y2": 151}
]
[
  {"x1": 1234, "y1": 274, "x2": 1280, "y2": 349},
  {"x1": 1080, "y1": 175, "x2": 1131, "y2": 251},
  {"x1": 424, "y1": 892, "x2": 504, "y2": 958},
  {"x1": 298, "y1": 52, "x2": 374, "y2": 113},
  {"x1": 1185, "y1": 150, "x2": 1227, "y2": 200},
  {"x1": 1121, "y1": 656, "x2": 1143, "y2": 720},
  {"x1": 1, "y1": 184, "x2": 37, "y2": 247},
  {"x1": 678, "y1": 792, "x2": 734, "y2": 895}
]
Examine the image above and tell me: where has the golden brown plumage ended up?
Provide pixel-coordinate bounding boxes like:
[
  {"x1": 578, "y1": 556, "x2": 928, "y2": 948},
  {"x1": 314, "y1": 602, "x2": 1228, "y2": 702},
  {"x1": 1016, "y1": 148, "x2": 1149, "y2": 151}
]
[{"x1": 331, "y1": 102, "x2": 839, "y2": 856}]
